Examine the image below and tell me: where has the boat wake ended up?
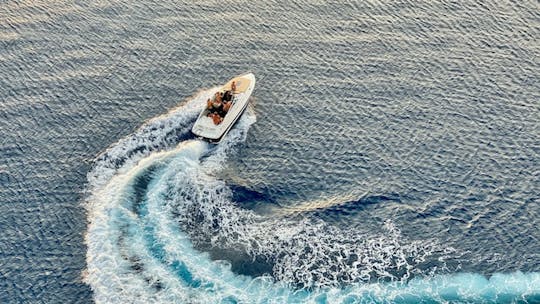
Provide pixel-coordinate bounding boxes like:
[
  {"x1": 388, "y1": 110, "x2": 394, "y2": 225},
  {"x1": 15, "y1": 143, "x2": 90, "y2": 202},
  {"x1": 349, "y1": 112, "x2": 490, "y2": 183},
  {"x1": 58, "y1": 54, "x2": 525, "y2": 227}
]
[{"x1": 84, "y1": 90, "x2": 540, "y2": 303}]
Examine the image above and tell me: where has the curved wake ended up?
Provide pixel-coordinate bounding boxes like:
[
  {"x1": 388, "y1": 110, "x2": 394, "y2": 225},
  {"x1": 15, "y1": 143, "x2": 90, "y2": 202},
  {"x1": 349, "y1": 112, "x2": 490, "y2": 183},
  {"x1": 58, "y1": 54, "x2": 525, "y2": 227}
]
[{"x1": 84, "y1": 90, "x2": 540, "y2": 303}]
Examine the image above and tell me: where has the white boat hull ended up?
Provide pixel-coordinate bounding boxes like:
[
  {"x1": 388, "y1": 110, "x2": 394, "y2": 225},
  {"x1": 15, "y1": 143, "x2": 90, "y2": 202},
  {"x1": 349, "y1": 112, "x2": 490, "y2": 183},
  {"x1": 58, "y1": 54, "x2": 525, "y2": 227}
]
[{"x1": 192, "y1": 73, "x2": 255, "y2": 142}]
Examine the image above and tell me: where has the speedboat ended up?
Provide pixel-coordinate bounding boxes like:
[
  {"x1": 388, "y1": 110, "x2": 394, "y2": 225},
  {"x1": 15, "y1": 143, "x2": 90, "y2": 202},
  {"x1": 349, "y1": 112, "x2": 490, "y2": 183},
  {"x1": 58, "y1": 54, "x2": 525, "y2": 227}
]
[{"x1": 192, "y1": 73, "x2": 255, "y2": 143}]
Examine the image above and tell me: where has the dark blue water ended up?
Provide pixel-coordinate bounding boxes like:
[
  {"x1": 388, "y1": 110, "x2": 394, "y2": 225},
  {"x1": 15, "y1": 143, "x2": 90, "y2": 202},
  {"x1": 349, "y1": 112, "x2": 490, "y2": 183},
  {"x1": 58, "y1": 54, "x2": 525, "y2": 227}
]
[{"x1": 1, "y1": 1, "x2": 539, "y2": 303}]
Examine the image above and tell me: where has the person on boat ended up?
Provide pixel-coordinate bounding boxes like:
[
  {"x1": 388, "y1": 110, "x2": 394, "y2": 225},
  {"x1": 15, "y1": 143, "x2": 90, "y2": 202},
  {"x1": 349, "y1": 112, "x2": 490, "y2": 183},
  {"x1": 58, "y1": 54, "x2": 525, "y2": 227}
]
[
  {"x1": 222, "y1": 80, "x2": 237, "y2": 107},
  {"x1": 207, "y1": 107, "x2": 223, "y2": 124},
  {"x1": 215, "y1": 92, "x2": 232, "y2": 117},
  {"x1": 223, "y1": 90, "x2": 233, "y2": 102},
  {"x1": 207, "y1": 93, "x2": 223, "y2": 112},
  {"x1": 223, "y1": 100, "x2": 232, "y2": 113},
  {"x1": 209, "y1": 112, "x2": 222, "y2": 124},
  {"x1": 206, "y1": 93, "x2": 226, "y2": 124}
]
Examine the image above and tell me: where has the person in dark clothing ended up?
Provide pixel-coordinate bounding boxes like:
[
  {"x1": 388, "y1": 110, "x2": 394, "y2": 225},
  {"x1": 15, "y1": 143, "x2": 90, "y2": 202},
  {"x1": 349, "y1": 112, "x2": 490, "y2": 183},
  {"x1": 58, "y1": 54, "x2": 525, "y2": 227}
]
[
  {"x1": 223, "y1": 90, "x2": 232, "y2": 102},
  {"x1": 222, "y1": 84, "x2": 236, "y2": 114}
]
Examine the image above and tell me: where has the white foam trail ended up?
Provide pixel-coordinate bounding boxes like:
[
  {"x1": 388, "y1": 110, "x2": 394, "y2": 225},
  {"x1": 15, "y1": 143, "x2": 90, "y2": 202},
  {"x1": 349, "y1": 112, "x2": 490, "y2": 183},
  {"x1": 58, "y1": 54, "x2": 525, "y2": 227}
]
[
  {"x1": 86, "y1": 88, "x2": 215, "y2": 191},
  {"x1": 168, "y1": 148, "x2": 450, "y2": 288},
  {"x1": 84, "y1": 89, "x2": 540, "y2": 303}
]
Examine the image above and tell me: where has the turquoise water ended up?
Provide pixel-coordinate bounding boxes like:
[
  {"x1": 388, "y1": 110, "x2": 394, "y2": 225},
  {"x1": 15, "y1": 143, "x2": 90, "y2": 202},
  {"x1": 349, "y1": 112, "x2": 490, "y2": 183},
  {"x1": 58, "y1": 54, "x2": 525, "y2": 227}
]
[{"x1": 1, "y1": 1, "x2": 539, "y2": 303}]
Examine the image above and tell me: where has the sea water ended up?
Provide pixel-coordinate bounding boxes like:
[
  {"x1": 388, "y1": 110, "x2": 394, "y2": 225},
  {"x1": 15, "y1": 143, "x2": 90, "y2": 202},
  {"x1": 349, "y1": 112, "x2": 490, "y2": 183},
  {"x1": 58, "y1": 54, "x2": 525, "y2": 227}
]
[{"x1": 0, "y1": 1, "x2": 538, "y2": 303}]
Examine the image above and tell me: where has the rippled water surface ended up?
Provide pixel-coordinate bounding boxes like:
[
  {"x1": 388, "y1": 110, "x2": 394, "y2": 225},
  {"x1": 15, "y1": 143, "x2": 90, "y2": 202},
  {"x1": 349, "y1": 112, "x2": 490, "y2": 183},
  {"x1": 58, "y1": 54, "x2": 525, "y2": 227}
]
[{"x1": 1, "y1": 1, "x2": 539, "y2": 303}]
